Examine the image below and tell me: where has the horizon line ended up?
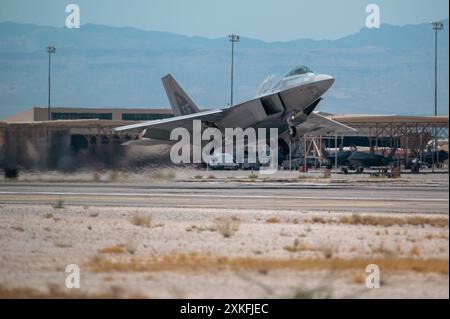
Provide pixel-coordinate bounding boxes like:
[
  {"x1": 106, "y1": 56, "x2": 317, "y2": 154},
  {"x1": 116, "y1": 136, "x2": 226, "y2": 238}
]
[{"x1": 0, "y1": 18, "x2": 448, "y2": 43}]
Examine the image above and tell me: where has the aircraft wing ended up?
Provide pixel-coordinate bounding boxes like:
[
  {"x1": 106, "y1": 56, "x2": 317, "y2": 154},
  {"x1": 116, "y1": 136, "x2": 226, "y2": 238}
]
[
  {"x1": 113, "y1": 109, "x2": 223, "y2": 140},
  {"x1": 296, "y1": 112, "x2": 357, "y2": 136},
  {"x1": 114, "y1": 90, "x2": 285, "y2": 140}
]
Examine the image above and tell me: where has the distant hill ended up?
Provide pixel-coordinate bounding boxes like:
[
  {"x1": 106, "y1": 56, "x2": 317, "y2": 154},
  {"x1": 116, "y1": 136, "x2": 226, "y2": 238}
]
[{"x1": 0, "y1": 20, "x2": 448, "y2": 118}]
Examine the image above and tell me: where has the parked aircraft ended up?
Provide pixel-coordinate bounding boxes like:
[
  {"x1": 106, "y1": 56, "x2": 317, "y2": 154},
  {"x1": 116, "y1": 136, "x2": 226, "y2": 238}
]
[
  {"x1": 321, "y1": 144, "x2": 355, "y2": 168},
  {"x1": 423, "y1": 147, "x2": 449, "y2": 167},
  {"x1": 407, "y1": 148, "x2": 449, "y2": 169},
  {"x1": 347, "y1": 148, "x2": 398, "y2": 172}
]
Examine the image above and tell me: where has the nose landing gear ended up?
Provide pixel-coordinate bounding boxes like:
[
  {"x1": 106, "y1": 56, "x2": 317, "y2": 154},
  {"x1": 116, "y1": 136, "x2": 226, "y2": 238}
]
[
  {"x1": 289, "y1": 125, "x2": 297, "y2": 138},
  {"x1": 286, "y1": 115, "x2": 297, "y2": 138}
]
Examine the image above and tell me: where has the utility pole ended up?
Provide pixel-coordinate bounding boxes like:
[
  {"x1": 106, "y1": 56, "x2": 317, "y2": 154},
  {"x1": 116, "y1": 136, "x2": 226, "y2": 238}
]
[
  {"x1": 431, "y1": 22, "x2": 443, "y2": 172},
  {"x1": 228, "y1": 34, "x2": 240, "y2": 106},
  {"x1": 46, "y1": 46, "x2": 56, "y2": 121}
]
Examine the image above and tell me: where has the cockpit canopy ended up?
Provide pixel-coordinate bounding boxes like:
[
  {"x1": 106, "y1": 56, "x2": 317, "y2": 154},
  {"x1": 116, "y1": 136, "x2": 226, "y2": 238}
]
[{"x1": 285, "y1": 65, "x2": 314, "y2": 77}]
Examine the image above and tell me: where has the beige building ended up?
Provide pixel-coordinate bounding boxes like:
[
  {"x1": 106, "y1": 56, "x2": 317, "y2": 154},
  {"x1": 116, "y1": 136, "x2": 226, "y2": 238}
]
[{"x1": 3, "y1": 107, "x2": 174, "y2": 122}]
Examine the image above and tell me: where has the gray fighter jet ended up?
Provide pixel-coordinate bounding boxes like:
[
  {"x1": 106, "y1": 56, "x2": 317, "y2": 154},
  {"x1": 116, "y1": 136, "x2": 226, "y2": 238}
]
[{"x1": 114, "y1": 65, "x2": 355, "y2": 158}]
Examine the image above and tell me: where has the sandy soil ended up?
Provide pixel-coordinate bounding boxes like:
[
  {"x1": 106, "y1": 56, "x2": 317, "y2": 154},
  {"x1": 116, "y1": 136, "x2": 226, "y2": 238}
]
[{"x1": 0, "y1": 203, "x2": 448, "y2": 299}]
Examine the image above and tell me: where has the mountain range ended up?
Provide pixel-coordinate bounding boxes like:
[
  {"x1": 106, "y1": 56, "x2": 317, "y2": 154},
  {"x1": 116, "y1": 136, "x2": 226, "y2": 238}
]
[{"x1": 0, "y1": 20, "x2": 448, "y2": 119}]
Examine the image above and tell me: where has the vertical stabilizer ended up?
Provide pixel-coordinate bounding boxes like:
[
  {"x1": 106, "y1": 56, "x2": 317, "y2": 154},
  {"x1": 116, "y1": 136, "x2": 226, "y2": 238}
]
[{"x1": 162, "y1": 74, "x2": 200, "y2": 116}]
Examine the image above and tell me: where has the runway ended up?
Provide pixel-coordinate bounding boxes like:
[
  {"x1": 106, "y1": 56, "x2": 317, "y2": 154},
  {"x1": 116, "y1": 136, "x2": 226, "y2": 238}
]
[{"x1": 0, "y1": 182, "x2": 448, "y2": 213}]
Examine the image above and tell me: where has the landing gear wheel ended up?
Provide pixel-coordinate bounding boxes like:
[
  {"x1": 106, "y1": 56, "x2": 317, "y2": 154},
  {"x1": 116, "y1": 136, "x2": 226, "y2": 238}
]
[{"x1": 289, "y1": 125, "x2": 297, "y2": 138}]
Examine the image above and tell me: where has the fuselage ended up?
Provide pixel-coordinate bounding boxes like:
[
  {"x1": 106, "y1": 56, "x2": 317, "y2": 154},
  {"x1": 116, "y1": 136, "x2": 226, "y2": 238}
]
[
  {"x1": 114, "y1": 64, "x2": 338, "y2": 147},
  {"x1": 264, "y1": 65, "x2": 335, "y2": 115},
  {"x1": 221, "y1": 65, "x2": 336, "y2": 133}
]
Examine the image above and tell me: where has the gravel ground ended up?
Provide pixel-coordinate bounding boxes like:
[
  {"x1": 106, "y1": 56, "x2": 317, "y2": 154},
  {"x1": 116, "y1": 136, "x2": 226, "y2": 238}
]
[{"x1": 0, "y1": 204, "x2": 448, "y2": 299}]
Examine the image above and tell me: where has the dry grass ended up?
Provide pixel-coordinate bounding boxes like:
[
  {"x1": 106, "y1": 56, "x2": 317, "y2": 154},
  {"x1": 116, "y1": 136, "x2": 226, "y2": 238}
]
[
  {"x1": 409, "y1": 245, "x2": 420, "y2": 257},
  {"x1": 87, "y1": 252, "x2": 449, "y2": 274},
  {"x1": 151, "y1": 171, "x2": 176, "y2": 180},
  {"x1": 371, "y1": 242, "x2": 394, "y2": 257},
  {"x1": 0, "y1": 284, "x2": 145, "y2": 299},
  {"x1": 11, "y1": 226, "x2": 24, "y2": 232},
  {"x1": 339, "y1": 213, "x2": 448, "y2": 228},
  {"x1": 230, "y1": 215, "x2": 242, "y2": 222},
  {"x1": 304, "y1": 225, "x2": 312, "y2": 233},
  {"x1": 125, "y1": 237, "x2": 137, "y2": 255},
  {"x1": 293, "y1": 286, "x2": 331, "y2": 299},
  {"x1": 284, "y1": 239, "x2": 310, "y2": 253},
  {"x1": 98, "y1": 245, "x2": 125, "y2": 254},
  {"x1": 213, "y1": 217, "x2": 240, "y2": 238},
  {"x1": 319, "y1": 245, "x2": 334, "y2": 259},
  {"x1": 425, "y1": 233, "x2": 449, "y2": 240},
  {"x1": 311, "y1": 216, "x2": 327, "y2": 224},
  {"x1": 54, "y1": 242, "x2": 72, "y2": 248},
  {"x1": 352, "y1": 272, "x2": 365, "y2": 284},
  {"x1": 284, "y1": 240, "x2": 334, "y2": 258},
  {"x1": 108, "y1": 171, "x2": 119, "y2": 182},
  {"x1": 92, "y1": 173, "x2": 101, "y2": 182},
  {"x1": 129, "y1": 214, "x2": 152, "y2": 228},
  {"x1": 266, "y1": 216, "x2": 281, "y2": 224},
  {"x1": 262, "y1": 213, "x2": 448, "y2": 228},
  {"x1": 185, "y1": 224, "x2": 216, "y2": 233},
  {"x1": 51, "y1": 199, "x2": 65, "y2": 209}
]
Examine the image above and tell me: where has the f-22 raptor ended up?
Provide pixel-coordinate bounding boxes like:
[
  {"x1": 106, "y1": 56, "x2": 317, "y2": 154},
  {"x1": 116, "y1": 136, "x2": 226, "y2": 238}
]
[{"x1": 114, "y1": 65, "x2": 355, "y2": 159}]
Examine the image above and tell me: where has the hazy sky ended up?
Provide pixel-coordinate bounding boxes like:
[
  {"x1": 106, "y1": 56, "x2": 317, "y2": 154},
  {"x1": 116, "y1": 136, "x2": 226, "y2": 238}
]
[{"x1": 0, "y1": 0, "x2": 448, "y2": 41}]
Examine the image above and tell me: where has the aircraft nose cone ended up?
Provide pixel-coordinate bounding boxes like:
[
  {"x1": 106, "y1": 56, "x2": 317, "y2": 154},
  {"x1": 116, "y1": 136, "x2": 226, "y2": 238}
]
[{"x1": 315, "y1": 74, "x2": 335, "y2": 93}]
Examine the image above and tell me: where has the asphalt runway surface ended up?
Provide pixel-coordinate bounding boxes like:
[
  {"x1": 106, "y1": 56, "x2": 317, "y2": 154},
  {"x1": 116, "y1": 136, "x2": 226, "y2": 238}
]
[{"x1": 0, "y1": 181, "x2": 448, "y2": 213}]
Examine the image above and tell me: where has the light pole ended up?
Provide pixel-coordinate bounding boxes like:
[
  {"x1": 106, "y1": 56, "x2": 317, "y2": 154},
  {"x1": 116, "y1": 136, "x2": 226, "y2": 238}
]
[
  {"x1": 46, "y1": 46, "x2": 56, "y2": 121},
  {"x1": 228, "y1": 34, "x2": 240, "y2": 106},
  {"x1": 431, "y1": 22, "x2": 443, "y2": 171}
]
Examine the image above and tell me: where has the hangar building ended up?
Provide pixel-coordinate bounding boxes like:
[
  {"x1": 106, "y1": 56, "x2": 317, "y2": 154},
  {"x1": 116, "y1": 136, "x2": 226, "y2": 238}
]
[{"x1": 1, "y1": 106, "x2": 448, "y2": 171}]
